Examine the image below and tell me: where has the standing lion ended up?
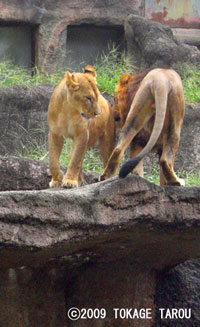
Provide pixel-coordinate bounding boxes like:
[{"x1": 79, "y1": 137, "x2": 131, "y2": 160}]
[
  {"x1": 48, "y1": 65, "x2": 115, "y2": 188},
  {"x1": 100, "y1": 68, "x2": 185, "y2": 186}
]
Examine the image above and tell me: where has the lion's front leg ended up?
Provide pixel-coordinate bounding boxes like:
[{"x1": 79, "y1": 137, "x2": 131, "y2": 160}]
[
  {"x1": 49, "y1": 132, "x2": 64, "y2": 188},
  {"x1": 62, "y1": 132, "x2": 88, "y2": 188}
]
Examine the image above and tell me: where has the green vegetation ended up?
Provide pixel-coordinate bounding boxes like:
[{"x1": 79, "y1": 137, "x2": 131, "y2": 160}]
[
  {"x1": 0, "y1": 46, "x2": 135, "y2": 95},
  {"x1": 173, "y1": 62, "x2": 200, "y2": 104},
  {"x1": 0, "y1": 61, "x2": 65, "y2": 87},
  {"x1": 145, "y1": 166, "x2": 200, "y2": 187},
  {"x1": 1, "y1": 50, "x2": 200, "y2": 102},
  {"x1": 94, "y1": 45, "x2": 135, "y2": 95},
  {"x1": 1, "y1": 49, "x2": 200, "y2": 186}
]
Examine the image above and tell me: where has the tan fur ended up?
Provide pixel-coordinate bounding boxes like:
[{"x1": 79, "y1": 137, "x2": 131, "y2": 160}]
[
  {"x1": 48, "y1": 65, "x2": 115, "y2": 188},
  {"x1": 100, "y1": 68, "x2": 185, "y2": 186}
]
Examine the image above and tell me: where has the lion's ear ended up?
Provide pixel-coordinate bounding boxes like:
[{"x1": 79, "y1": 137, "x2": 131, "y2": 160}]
[
  {"x1": 84, "y1": 65, "x2": 97, "y2": 79},
  {"x1": 65, "y1": 72, "x2": 80, "y2": 90}
]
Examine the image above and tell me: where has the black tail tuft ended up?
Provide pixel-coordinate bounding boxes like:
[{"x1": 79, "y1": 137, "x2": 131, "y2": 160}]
[{"x1": 119, "y1": 157, "x2": 141, "y2": 179}]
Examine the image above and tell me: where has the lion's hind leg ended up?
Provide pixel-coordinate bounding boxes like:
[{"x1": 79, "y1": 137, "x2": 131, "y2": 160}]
[
  {"x1": 159, "y1": 122, "x2": 184, "y2": 186},
  {"x1": 130, "y1": 141, "x2": 144, "y2": 177},
  {"x1": 100, "y1": 93, "x2": 154, "y2": 181}
]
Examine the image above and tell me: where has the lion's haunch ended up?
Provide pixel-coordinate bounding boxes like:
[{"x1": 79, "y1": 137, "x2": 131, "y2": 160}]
[{"x1": 100, "y1": 68, "x2": 185, "y2": 187}]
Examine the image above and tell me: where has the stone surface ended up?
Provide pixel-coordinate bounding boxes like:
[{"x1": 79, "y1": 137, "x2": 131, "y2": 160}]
[
  {"x1": 0, "y1": 156, "x2": 98, "y2": 191},
  {"x1": 0, "y1": 85, "x2": 54, "y2": 155},
  {"x1": 125, "y1": 15, "x2": 200, "y2": 68},
  {"x1": 66, "y1": 263, "x2": 156, "y2": 327},
  {"x1": 155, "y1": 259, "x2": 200, "y2": 327},
  {"x1": 0, "y1": 1, "x2": 199, "y2": 72},
  {"x1": 175, "y1": 104, "x2": 200, "y2": 172},
  {"x1": 0, "y1": 158, "x2": 200, "y2": 326},
  {"x1": 0, "y1": 174, "x2": 200, "y2": 269}
]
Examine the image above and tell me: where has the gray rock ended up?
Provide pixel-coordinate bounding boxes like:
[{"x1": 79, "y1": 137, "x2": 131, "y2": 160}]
[
  {"x1": 155, "y1": 259, "x2": 200, "y2": 327},
  {"x1": 0, "y1": 85, "x2": 54, "y2": 155},
  {"x1": 125, "y1": 15, "x2": 200, "y2": 69},
  {"x1": 0, "y1": 174, "x2": 200, "y2": 268},
  {"x1": 0, "y1": 156, "x2": 98, "y2": 191},
  {"x1": 0, "y1": 157, "x2": 200, "y2": 326}
]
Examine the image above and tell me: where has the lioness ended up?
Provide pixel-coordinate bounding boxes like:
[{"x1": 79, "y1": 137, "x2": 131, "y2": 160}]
[
  {"x1": 100, "y1": 68, "x2": 185, "y2": 186},
  {"x1": 48, "y1": 65, "x2": 115, "y2": 188}
]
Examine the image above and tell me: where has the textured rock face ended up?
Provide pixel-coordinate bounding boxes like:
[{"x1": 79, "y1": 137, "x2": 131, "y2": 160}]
[
  {"x1": 0, "y1": 85, "x2": 54, "y2": 155},
  {"x1": 175, "y1": 104, "x2": 200, "y2": 172},
  {"x1": 0, "y1": 157, "x2": 200, "y2": 326},
  {"x1": 0, "y1": 1, "x2": 199, "y2": 71},
  {"x1": 155, "y1": 259, "x2": 200, "y2": 327},
  {"x1": 1, "y1": 174, "x2": 200, "y2": 269},
  {"x1": 0, "y1": 156, "x2": 98, "y2": 191},
  {"x1": 125, "y1": 15, "x2": 200, "y2": 68}
]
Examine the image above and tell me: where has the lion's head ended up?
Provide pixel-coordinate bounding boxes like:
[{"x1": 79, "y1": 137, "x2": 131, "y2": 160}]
[{"x1": 65, "y1": 65, "x2": 100, "y2": 119}]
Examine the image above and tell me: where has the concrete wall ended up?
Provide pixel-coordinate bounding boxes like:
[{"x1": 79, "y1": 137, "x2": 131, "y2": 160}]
[
  {"x1": 0, "y1": 0, "x2": 143, "y2": 72},
  {"x1": 0, "y1": 0, "x2": 199, "y2": 72}
]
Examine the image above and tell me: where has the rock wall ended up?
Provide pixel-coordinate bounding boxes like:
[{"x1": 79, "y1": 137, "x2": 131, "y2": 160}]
[
  {"x1": 125, "y1": 15, "x2": 200, "y2": 68},
  {"x1": 0, "y1": 158, "x2": 200, "y2": 326},
  {"x1": 0, "y1": 0, "x2": 142, "y2": 71},
  {"x1": 155, "y1": 259, "x2": 200, "y2": 327},
  {"x1": 0, "y1": 85, "x2": 53, "y2": 155},
  {"x1": 1, "y1": 1, "x2": 200, "y2": 71}
]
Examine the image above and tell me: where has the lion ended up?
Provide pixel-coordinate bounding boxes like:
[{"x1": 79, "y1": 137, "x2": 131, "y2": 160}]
[
  {"x1": 48, "y1": 65, "x2": 115, "y2": 188},
  {"x1": 100, "y1": 68, "x2": 185, "y2": 186}
]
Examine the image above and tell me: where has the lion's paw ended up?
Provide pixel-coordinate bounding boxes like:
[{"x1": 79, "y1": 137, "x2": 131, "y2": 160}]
[
  {"x1": 62, "y1": 178, "x2": 79, "y2": 188},
  {"x1": 170, "y1": 177, "x2": 185, "y2": 187},
  {"x1": 99, "y1": 174, "x2": 106, "y2": 182},
  {"x1": 177, "y1": 177, "x2": 185, "y2": 186},
  {"x1": 49, "y1": 173, "x2": 63, "y2": 188},
  {"x1": 99, "y1": 170, "x2": 114, "y2": 182},
  {"x1": 49, "y1": 180, "x2": 61, "y2": 188}
]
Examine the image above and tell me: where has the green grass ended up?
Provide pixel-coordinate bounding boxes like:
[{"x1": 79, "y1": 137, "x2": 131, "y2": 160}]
[
  {"x1": 58, "y1": 141, "x2": 104, "y2": 174},
  {"x1": 173, "y1": 63, "x2": 200, "y2": 104},
  {"x1": 17, "y1": 136, "x2": 104, "y2": 174},
  {"x1": 0, "y1": 46, "x2": 135, "y2": 95},
  {"x1": 0, "y1": 61, "x2": 65, "y2": 87},
  {"x1": 144, "y1": 164, "x2": 200, "y2": 187},
  {"x1": 1, "y1": 51, "x2": 200, "y2": 102},
  {"x1": 19, "y1": 137, "x2": 200, "y2": 186},
  {"x1": 94, "y1": 45, "x2": 136, "y2": 95}
]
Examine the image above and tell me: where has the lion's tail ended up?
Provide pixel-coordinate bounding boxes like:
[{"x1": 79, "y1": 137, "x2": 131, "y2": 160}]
[{"x1": 119, "y1": 84, "x2": 168, "y2": 179}]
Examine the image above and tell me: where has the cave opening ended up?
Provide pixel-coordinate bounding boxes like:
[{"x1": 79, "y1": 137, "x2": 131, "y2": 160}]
[
  {"x1": 66, "y1": 24, "x2": 125, "y2": 70},
  {"x1": 0, "y1": 23, "x2": 37, "y2": 70}
]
